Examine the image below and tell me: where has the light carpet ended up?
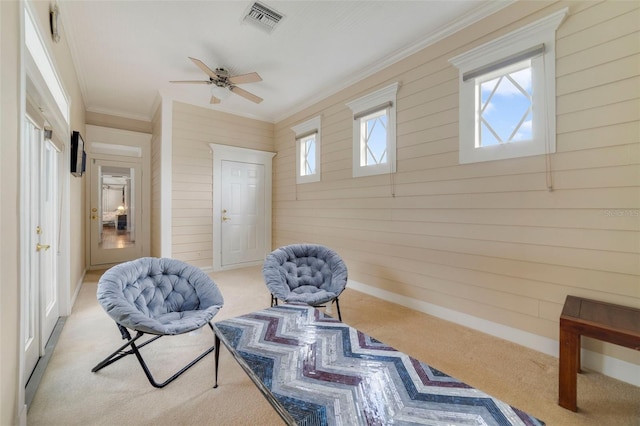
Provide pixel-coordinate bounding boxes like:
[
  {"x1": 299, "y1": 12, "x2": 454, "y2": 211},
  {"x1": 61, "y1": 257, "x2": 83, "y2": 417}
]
[{"x1": 27, "y1": 266, "x2": 640, "y2": 425}]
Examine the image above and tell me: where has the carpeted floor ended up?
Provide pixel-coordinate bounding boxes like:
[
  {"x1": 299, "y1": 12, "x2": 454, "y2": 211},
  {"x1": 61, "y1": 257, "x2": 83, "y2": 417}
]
[{"x1": 27, "y1": 266, "x2": 640, "y2": 425}]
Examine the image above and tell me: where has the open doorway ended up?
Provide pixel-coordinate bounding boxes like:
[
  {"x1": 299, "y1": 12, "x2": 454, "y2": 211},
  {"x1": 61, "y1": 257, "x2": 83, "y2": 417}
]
[
  {"x1": 100, "y1": 166, "x2": 134, "y2": 250},
  {"x1": 85, "y1": 125, "x2": 150, "y2": 269}
]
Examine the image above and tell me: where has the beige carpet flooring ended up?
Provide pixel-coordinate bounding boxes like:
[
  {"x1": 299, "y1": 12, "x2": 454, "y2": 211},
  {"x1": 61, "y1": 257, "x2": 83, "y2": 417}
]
[{"x1": 27, "y1": 266, "x2": 639, "y2": 425}]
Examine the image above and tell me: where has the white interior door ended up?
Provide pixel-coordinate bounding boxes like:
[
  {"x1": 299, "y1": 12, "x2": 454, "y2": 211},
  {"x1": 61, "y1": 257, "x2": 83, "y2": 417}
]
[
  {"x1": 221, "y1": 160, "x2": 265, "y2": 267},
  {"x1": 23, "y1": 117, "x2": 60, "y2": 384},
  {"x1": 90, "y1": 158, "x2": 143, "y2": 266},
  {"x1": 40, "y1": 137, "x2": 60, "y2": 349},
  {"x1": 23, "y1": 118, "x2": 41, "y2": 382}
]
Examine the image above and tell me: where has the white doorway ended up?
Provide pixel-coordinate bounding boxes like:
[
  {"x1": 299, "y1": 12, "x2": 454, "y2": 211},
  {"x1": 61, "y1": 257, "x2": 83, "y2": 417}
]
[
  {"x1": 85, "y1": 125, "x2": 151, "y2": 269},
  {"x1": 210, "y1": 144, "x2": 275, "y2": 271},
  {"x1": 89, "y1": 159, "x2": 143, "y2": 266},
  {"x1": 221, "y1": 161, "x2": 266, "y2": 266},
  {"x1": 22, "y1": 116, "x2": 61, "y2": 384}
]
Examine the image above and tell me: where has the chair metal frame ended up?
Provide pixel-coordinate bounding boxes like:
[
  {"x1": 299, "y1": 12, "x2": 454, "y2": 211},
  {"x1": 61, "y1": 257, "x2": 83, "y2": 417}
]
[
  {"x1": 270, "y1": 294, "x2": 342, "y2": 321},
  {"x1": 92, "y1": 322, "x2": 216, "y2": 388}
]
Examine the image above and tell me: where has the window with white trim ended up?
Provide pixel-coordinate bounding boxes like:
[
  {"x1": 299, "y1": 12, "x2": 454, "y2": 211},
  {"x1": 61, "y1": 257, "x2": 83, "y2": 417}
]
[
  {"x1": 449, "y1": 8, "x2": 567, "y2": 164},
  {"x1": 291, "y1": 116, "x2": 321, "y2": 184},
  {"x1": 346, "y1": 83, "x2": 398, "y2": 177}
]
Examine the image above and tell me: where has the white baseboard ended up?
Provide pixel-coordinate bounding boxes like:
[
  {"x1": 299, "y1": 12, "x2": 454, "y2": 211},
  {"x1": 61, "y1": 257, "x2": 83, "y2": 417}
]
[
  {"x1": 70, "y1": 269, "x2": 86, "y2": 310},
  {"x1": 213, "y1": 260, "x2": 263, "y2": 272},
  {"x1": 19, "y1": 403, "x2": 27, "y2": 426},
  {"x1": 348, "y1": 279, "x2": 640, "y2": 387}
]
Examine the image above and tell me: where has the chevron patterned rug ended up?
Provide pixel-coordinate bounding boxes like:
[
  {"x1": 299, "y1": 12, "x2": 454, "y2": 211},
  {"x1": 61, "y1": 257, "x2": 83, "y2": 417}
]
[{"x1": 214, "y1": 304, "x2": 545, "y2": 426}]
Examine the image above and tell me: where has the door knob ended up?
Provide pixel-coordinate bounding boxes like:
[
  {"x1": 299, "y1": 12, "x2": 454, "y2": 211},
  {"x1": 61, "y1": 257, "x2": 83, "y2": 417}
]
[
  {"x1": 222, "y1": 216, "x2": 230, "y2": 222},
  {"x1": 36, "y1": 243, "x2": 50, "y2": 252}
]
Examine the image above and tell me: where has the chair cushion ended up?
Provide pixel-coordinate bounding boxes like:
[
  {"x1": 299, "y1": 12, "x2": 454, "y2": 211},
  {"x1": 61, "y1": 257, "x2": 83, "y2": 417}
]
[
  {"x1": 97, "y1": 257, "x2": 224, "y2": 335},
  {"x1": 263, "y1": 244, "x2": 347, "y2": 306}
]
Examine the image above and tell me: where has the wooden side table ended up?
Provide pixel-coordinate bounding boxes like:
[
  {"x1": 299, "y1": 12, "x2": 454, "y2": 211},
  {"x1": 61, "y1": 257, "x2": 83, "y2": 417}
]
[{"x1": 558, "y1": 295, "x2": 640, "y2": 411}]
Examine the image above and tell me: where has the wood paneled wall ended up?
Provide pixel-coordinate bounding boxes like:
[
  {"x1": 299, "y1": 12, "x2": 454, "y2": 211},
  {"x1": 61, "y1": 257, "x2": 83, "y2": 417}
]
[
  {"x1": 272, "y1": 0, "x2": 639, "y2": 366},
  {"x1": 170, "y1": 101, "x2": 274, "y2": 268}
]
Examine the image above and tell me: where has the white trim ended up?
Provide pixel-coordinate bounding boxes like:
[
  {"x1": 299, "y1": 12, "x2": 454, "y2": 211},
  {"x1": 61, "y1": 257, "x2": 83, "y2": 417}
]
[
  {"x1": 346, "y1": 83, "x2": 398, "y2": 177},
  {"x1": 209, "y1": 143, "x2": 276, "y2": 271},
  {"x1": 348, "y1": 278, "x2": 640, "y2": 387},
  {"x1": 449, "y1": 8, "x2": 567, "y2": 72},
  {"x1": 18, "y1": 4, "x2": 29, "y2": 420},
  {"x1": 18, "y1": 404, "x2": 27, "y2": 426},
  {"x1": 450, "y1": 8, "x2": 568, "y2": 164},
  {"x1": 86, "y1": 105, "x2": 155, "y2": 124},
  {"x1": 23, "y1": 6, "x2": 69, "y2": 128},
  {"x1": 85, "y1": 125, "x2": 152, "y2": 267},
  {"x1": 20, "y1": 4, "x2": 73, "y2": 422},
  {"x1": 292, "y1": 116, "x2": 321, "y2": 184},
  {"x1": 86, "y1": 125, "x2": 151, "y2": 151},
  {"x1": 273, "y1": 1, "x2": 514, "y2": 123},
  {"x1": 160, "y1": 98, "x2": 173, "y2": 257},
  {"x1": 69, "y1": 269, "x2": 86, "y2": 309},
  {"x1": 90, "y1": 142, "x2": 142, "y2": 157}
]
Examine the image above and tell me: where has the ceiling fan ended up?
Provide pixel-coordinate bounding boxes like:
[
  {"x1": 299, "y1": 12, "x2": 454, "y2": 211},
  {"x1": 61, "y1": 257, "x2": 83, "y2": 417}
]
[{"x1": 171, "y1": 57, "x2": 263, "y2": 104}]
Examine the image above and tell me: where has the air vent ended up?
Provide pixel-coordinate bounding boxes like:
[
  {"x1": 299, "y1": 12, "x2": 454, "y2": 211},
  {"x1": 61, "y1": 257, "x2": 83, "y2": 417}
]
[{"x1": 243, "y1": 2, "x2": 284, "y2": 33}]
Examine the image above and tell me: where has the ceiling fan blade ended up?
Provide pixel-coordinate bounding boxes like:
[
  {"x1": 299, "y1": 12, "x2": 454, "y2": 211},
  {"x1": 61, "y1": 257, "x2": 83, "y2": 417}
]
[
  {"x1": 230, "y1": 86, "x2": 263, "y2": 104},
  {"x1": 210, "y1": 95, "x2": 221, "y2": 104},
  {"x1": 170, "y1": 80, "x2": 211, "y2": 84},
  {"x1": 189, "y1": 57, "x2": 218, "y2": 80},
  {"x1": 228, "y1": 72, "x2": 262, "y2": 85}
]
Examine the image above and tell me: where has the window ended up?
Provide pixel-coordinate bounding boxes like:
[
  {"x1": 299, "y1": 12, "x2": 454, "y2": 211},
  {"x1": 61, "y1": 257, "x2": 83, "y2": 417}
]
[
  {"x1": 449, "y1": 8, "x2": 567, "y2": 164},
  {"x1": 24, "y1": 6, "x2": 70, "y2": 130},
  {"x1": 291, "y1": 116, "x2": 321, "y2": 184},
  {"x1": 346, "y1": 83, "x2": 398, "y2": 177}
]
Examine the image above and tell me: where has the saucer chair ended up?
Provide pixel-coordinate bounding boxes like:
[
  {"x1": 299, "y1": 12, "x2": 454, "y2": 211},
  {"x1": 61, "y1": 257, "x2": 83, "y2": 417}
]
[
  {"x1": 263, "y1": 244, "x2": 348, "y2": 321},
  {"x1": 91, "y1": 257, "x2": 224, "y2": 388}
]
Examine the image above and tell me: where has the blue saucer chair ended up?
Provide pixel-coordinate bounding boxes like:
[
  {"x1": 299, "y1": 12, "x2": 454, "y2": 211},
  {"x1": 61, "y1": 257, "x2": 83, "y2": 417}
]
[
  {"x1": 263, "y1": 244, "x2": 348, "y2": 321},
  {"x1": 92, "y1": 257, "x2": 224, "y2": 388}
]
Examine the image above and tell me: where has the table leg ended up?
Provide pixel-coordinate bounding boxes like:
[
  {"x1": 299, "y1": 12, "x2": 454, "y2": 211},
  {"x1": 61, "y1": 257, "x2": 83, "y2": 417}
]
[
  {"x1": 559, "y1": 325, "x2": 580, "y2": 411},
  {"x1": 214, "y1": 333, "x2": 220, "y2": 389}
]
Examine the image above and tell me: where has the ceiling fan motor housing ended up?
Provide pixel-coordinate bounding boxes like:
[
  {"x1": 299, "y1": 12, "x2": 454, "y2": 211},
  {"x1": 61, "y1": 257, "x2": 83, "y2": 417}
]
[{"x1": 214, "y1": 67, "x2": 230, "y2": 78}]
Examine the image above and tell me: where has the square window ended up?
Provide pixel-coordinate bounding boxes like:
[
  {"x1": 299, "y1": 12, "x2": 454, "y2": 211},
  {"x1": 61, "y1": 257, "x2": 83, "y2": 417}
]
[{"x1": 449, "y1": 9, "x2": 567, "y2": 164}]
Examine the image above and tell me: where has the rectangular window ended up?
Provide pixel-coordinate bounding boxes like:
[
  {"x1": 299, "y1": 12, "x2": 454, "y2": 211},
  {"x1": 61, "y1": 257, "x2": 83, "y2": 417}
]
[
  {"x1": 450, "y1": 9, "x2": 567, "y2": 164},
  {"x1": 347, "y1": 83, "x2": 398, "y2": 177},
  {"x1": 360, "y1": 109, "x2": 388, "y2": 167},
  {"x1": 25, "y1": 6, "x2": 70, "y2": 128},
  {"x1": 299, "y1": 134, "x2": 316, "y2": 176},
  {"x1": 477, "y1": 59, "x2": 533, "y2": 147},
  {"x1": 292, "y1": 116, "x2": 321, "y2": 184}
]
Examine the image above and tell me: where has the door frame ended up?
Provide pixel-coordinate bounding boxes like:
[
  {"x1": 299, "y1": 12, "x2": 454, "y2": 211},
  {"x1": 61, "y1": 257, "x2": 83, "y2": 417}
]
[
  {"x1": 20, "y1": 1, "x2": 72, "y2": 413},
  {"x1": 88, "y1": 158, "x2": 144, "y2": 266},
  {"x1": 85, "y1": 125, "x2": 151, "y2": 269},
  {"x1": 210, "y1": 144, "x2": 275, "y2": 271}
]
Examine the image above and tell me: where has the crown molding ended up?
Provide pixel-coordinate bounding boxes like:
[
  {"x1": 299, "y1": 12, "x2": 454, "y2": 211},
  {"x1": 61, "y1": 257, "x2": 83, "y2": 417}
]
[{"x1": 273, "y1": 0, "x2": 515, "y2": 123}]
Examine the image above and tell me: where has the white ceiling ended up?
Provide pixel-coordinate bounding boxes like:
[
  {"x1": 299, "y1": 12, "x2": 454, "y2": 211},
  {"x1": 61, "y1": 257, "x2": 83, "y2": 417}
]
[{"x1": 58, "y1": 1, "x2": 509, "y2": 123}]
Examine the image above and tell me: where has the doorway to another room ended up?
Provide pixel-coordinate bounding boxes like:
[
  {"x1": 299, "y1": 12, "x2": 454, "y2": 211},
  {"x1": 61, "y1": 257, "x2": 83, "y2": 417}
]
[
  {"x1": 100, "y1": 167, "x2": 135, "y2": 250},
  {"x1": 86, "y1": 125, "x2": 151, "y2": 269}
]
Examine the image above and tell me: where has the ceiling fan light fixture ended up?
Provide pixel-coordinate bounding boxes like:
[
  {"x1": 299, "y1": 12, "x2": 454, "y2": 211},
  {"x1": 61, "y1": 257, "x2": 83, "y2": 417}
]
[{"x1": 211, "y1": 85, "x2": 231, "y2": 101}]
